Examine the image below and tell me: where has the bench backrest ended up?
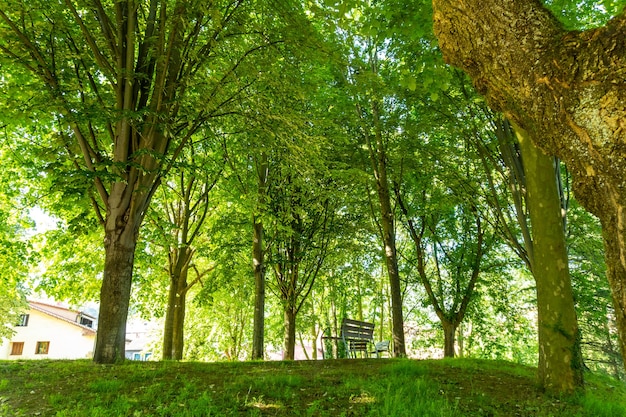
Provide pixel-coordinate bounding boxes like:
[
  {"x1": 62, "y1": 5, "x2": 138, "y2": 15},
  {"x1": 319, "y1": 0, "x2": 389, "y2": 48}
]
[{"x1": 340, "y1": 318, "x2": 374, "y2": 342}]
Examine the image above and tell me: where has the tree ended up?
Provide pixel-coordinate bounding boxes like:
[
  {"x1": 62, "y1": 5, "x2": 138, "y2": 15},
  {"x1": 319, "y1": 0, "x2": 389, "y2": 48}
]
[
  {"x1": 476, "y1": 112, "x2": 583, "y2": 391},
  {"x1": 338, "y1": 4, "x2": 415, "y2": 358},
  {"x1": 146, "y1": 138, "x2": 222, "y2": 360},
  {"x1": 0, "y1": 0, "x2": 279, "y2": 363},
  {"x1": 358, "y1": 91, "x2": 407, "y2": 358},
  {"x1": 266, "y1": 167, "x2": 335, "y2": 360},
  {"x1": 516, "y1": 128, "x2": 583, "y2": 391},
  {"x1": 398, "y1": 189, "x2": 490, "y2": 358},
  {"x1": 251, "y1": 153, "x2": 268, "y2": 360},
  {"x1": 432, "y1": 0, "x2": 626, "y2": 374}
]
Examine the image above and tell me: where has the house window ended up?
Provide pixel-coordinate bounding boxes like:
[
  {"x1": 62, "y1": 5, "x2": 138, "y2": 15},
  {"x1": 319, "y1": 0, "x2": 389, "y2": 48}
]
[
  {"x1": 35, "y1": 341, "x2": 50, "y2": 355},
  {"x1": 16, "y1": 314, "x2": 29, "y2": 327},
  {"x1": 10, "y1": 342, "x2": 24, "y2": 356},
  {"x1": 79, "y1": 316, "x2": 93, "y2": 328}
]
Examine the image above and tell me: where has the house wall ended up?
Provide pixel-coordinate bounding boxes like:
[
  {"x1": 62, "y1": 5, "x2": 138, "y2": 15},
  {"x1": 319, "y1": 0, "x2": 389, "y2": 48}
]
[{"x1": 0, "y1": 309, "x2": 95, "y2": 360}]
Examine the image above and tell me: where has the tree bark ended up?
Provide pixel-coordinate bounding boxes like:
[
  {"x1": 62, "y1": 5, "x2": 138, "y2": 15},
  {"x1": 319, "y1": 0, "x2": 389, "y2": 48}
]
[
  {"x1": 93, "y1": 223, "x2": 139, "y2": 363},
  {"x1": 252, "y1": 154, "x2": 268, "y2": 360},
  {"x1": 517, "y1": 128, "x2": 583, "y2": 392},
  {"x1": 442, "y1": 321, "x2": 457, "y2": 358},
  {"x1": 283, "y1": 307, "x2": 297, "y2": 360},
  {"x1": 161, "y1": 233, "x2": 200, "y2": 360},
  {"x1": 379, "y1": 190, "x2": 406, "y2": 358},
  {"x1": 433, "y1": 0, "x2": 626, "y2": 375},
  {"x1": 252, "y1": 217, "x2": 266, "y2": 360},
  {"x1": 171, "y1": 268, "x2": 188, "y2": 360},
  {"x1": 162, "y1": 252, "x2": 190, "y2": 360},
  {"x1": 365, "y1": 99, "x2": 406, "y2": 357},
  {"x1": 162, "y1": 278, "x2": 176, "y2": 360}
]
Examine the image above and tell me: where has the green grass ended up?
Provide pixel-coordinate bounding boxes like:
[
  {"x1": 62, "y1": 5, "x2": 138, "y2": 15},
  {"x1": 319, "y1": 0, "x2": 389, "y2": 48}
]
[{"x1": 0, "y1": 358, "x2": 624, "y2": 416}]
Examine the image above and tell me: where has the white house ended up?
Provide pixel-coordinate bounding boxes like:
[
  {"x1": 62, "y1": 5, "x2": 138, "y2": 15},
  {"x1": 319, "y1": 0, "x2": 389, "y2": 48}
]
[
  {"x1": 0, "y1": 300, "x2": 97, "y2": 360},
  {"x1": 125, "y1": 319, "x2": 157, "y2": 361}
]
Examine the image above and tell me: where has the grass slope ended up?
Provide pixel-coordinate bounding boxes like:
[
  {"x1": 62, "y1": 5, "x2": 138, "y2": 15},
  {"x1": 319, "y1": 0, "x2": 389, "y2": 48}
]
[{"x1": 1, "y1": 358, "x2": 625, "y2": 416}]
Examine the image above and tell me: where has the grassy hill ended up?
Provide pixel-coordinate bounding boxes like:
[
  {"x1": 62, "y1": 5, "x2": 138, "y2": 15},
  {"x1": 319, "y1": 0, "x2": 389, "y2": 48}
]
[{"x1": 1, "y1": 358, "x2": 625, "y2": 416}]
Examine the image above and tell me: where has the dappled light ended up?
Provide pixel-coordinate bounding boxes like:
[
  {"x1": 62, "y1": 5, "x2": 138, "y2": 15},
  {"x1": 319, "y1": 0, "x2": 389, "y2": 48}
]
[{"x1": 1, "y1": 2, "x2": 626, "y2": 416}]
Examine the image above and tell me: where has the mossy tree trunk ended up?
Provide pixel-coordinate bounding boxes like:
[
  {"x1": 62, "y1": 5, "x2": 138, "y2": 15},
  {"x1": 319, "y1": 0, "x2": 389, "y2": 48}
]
[
  {"x1": 433, "y1": 0, "x2": 626, "y2": 376},
  {"x1": 517, "y1": 128, "x2": 583, "y2": 392}
]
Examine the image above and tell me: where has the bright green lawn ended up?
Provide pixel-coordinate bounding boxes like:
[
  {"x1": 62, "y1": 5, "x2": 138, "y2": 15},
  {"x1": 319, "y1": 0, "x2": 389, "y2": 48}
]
[{"x1": 1, "y1": 358, "x2": 625, "y2": 416}]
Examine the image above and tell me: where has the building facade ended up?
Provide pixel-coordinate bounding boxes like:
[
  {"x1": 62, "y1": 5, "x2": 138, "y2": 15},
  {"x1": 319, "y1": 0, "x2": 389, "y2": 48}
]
[{"x1": 0, "y1": 301, "x2": 97, "y2": 360}]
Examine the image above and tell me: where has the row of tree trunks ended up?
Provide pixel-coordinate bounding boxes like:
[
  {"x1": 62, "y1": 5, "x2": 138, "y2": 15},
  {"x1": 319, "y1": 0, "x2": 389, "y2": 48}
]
[{"x1": 432, "y1": 0, "x2": 626, "y2": 377}]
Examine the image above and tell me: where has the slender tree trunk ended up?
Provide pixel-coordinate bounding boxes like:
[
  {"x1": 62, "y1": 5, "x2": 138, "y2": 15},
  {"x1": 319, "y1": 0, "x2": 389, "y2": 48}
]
[
  {"x1": 442, "y1": 321, "x2": 457, "y2": 358},
  {"x1": 162, "y1": 244, "x2": 193, "y2": 361},
  {"x1": 356, "y1": 275, "x2": 363, "y2": 322},
  {"x1": 457, "y1": 323, "x2": 464, "y2": 358},
  {"x1": 163, "y1": 282, "x2": 188, "y2": 361},
  {"x1": 171, "y1": 269, "x2": 188, "y2": 360},
  {"x1": 283, "y1": 307, "x2": 297, "y2": 360},
  {"x1": 298, "y1": 331, "x2": 310, "y2": 360},
  {"x1": 252, "y1": 154, "x2": 268, "y2": 360},
  {"x1": 162, "y1": 279, "x2": 176, "y2": 360},
  {"x1": 310, "y1": 297, "x2": 318, "y2": 360},
  {"x1": 311, "y1": 322, "x2": 318, "y2": 360},
  {"x1": 331, "y1": 298, "x2": 339, "y2": 358},
  {"x1": 252, "y1": 217, "x2": 265, "y2": 360},
  {"x1": 517, "y1": 128, "x2": 584, "y2": 392},
  {"x1": 379, "y1": 274, "x2": 385, "y2": 342},
  {"x1": 368, "y1": 100, "x2": 406, "y2": 357}
]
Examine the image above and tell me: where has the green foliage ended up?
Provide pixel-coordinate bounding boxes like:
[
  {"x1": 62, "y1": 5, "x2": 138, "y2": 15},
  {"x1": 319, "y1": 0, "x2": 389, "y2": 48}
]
[
  {"x1": 542, "y1": 0, "x2": 626, "y2": 29},
  {"x1": 0, "y1": 141, "x2": 34, "y2": 339},
  {"x1": 567, "y1": 199, "x2": 624, "y2": 379},
  {"x1": 31, "y1": 225, "x2": 102, "y2": 304}
]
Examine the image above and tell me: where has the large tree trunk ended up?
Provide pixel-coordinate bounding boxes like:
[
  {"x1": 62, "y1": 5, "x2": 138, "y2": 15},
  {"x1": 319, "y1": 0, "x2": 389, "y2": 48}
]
[
  {"x1": 93, "y1": 222, "x2": 139, "y2": 363},
  {"x1": 442, "y1": 321, "x2": 457, "y2": 358},
  {"x1": 432, "y1": 0, "x2": 626, "y2": 375},
  {"x1": 603, "y1": 222, "x2": 626, "y2": 369},
  {"x1": 517, "y1": 128, "x2": 583, "y2": 392}
]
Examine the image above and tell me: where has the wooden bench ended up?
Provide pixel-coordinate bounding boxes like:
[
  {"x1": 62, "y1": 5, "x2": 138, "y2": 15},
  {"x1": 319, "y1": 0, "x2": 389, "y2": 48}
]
[
  {"x1": 371, "y1": 340, "x2": 390, "y2": 358},
  {"x1": 322, "y1": 318, "x2": 375, "y2": 358}
]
